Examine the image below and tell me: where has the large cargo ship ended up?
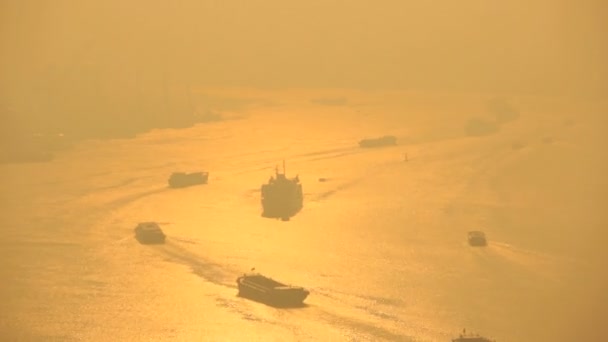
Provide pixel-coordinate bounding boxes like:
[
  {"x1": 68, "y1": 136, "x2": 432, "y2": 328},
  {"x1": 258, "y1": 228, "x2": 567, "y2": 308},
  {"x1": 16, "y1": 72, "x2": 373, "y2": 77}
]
[{"x1": 260, "y1": 161, "x2": 303, "y2": 220}]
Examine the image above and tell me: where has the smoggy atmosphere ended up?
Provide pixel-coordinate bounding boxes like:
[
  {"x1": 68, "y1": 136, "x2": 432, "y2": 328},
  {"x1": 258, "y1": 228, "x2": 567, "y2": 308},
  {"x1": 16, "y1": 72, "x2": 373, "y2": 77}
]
[{"x1": 1, "y1": 1, "x2": 607, "y2": 341}]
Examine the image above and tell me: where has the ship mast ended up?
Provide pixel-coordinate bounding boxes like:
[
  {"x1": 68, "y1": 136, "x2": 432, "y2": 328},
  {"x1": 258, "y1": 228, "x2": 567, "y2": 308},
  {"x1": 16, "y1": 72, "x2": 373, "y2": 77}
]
[{"x1": 274, "y1": 160, "x2": 287, "y2": 177}]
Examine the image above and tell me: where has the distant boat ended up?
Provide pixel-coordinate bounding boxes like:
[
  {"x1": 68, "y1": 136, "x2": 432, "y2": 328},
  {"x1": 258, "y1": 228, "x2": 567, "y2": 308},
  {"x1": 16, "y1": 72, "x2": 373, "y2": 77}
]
[
  {"x1": 452, "y1": 329, "x2": 495, "y2": 342},
  {"x1": 358, "y1": 135, "x2": 397, "y2": 148},
  {"x1": 168, "y1": 171, "x2": 209, "y2": 188},
  {"x1": 467, "y1": 231, "x2": 487, "y2": 247},
  {"x1": 134, "y1": 222, "x2": 166, "y2": 244},
  {"x1": 237, "y1": 272, "x2": 309, "y2": 307}
]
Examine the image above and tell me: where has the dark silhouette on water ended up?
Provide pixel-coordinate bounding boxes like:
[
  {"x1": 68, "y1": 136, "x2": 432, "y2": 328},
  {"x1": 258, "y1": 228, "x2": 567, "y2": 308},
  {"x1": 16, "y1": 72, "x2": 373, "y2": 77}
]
[
  {"x1": 237, "y1": 270, "x2": 309, "y2": 308},
  {"x1": 467, "y1": 231, "x2": 487, "y2": 247},
  {"x1": 452, "y1": 328, "x2": 495, "y2": 342},
  {"x1": 168, "y1": 171, "x2": 209, "y2": 188},
  {"x1": 358, "y1": 135, "x2": 397, "y2": 148},
  {"x1": 134, "y1": 222, "x2": 166, "y2": 244},
  {"x1": 260, "y1": 161, "x2": 303, "y2": 220}
]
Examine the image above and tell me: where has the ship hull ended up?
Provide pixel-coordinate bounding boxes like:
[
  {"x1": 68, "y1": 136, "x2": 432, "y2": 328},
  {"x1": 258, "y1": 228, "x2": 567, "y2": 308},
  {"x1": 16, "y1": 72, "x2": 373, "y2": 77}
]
[
  {"x1": 452, "y1": 337, "x2": 493, "y2": 342},
  {"x1": 358, "y1": 135, "x2": 397, "y2": 148},
  {"x1": 134, "y1": 222, "x2": 166, "y2": 245},
  {"x1": 261, "y1": 200, "x2": 303, "y2": 219},
  {"x1": 237, "y1": 275, "x2": 309, "y2": 307},
  {"x1": 135, "y1": 233, "x2": 166, "y2": 245},
  {"x1": 467, "y1": 231, "x2": 487, "y2": 247},
  {"x1": 168, "y1": 172, "x2": 209, "y2": 188},
  {"x1": 260, "y1": 183, "x2": 303, "y2": 219}
]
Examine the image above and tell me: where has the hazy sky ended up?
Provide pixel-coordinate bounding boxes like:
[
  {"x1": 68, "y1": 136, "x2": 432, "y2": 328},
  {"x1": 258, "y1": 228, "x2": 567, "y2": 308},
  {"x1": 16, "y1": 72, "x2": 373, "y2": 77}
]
[{"x1": 1, "y1": 0, "x2": 606, "y2": 104}]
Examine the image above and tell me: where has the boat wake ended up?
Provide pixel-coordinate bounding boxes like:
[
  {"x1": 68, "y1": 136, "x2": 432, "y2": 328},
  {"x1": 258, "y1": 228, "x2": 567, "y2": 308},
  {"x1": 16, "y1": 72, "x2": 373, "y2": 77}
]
[{"x1": 157, "y1": 241, "x2": 238, "y2": 289}]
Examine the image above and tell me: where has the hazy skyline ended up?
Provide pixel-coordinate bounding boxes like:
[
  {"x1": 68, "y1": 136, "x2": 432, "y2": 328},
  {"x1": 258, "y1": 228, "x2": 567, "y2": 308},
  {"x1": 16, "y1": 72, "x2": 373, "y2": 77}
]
[
  {"x1": 1, "y1": 1, "x2": 606, "y2": 140},
  {"x1": 2, "y1": 1, "x2": 606, "y2": 95}
]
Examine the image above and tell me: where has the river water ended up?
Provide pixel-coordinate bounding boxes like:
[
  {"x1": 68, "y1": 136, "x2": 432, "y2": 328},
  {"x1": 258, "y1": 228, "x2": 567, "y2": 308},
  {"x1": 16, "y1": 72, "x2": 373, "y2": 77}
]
[{"x1": 1, "y1": 89, "x2": 606, "y2": 341}]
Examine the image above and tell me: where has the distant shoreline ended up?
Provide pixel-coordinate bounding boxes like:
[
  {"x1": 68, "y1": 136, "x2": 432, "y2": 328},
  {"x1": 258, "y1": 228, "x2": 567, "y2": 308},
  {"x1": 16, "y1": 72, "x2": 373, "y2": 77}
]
[
  {"x1": 2, "y1": 87, "x2": 603, "y2": 165},
  {"x1": 0, "y1": 112, "x2": 224, "y2": 165}
]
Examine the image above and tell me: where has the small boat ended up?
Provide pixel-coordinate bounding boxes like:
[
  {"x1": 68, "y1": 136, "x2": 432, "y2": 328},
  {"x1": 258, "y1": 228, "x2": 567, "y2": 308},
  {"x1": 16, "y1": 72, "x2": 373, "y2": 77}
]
[
  {"x1": 468, "y1": 231, "x2": 487, "y2": 247},
  {"x1": 452, "y1": 329, "x2": 495, "y2": 342},
  {"x1": 237, "y1": 272, "x2": 309, "y2": 307},
  {"x1": 168, "y1": 171, "x2": 209, "y2": 188},
  {"x1": 134, "y1": 222, "x2": 166, "y2": 244},
  {"x1": 358, "y1": 135, "x2": 397, "y2": 148}
]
